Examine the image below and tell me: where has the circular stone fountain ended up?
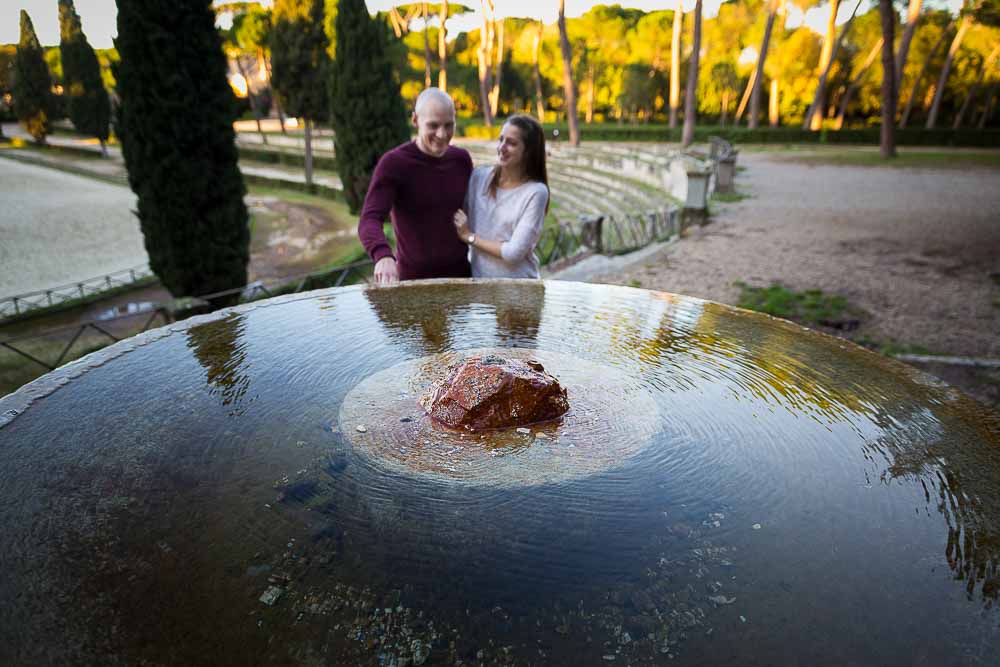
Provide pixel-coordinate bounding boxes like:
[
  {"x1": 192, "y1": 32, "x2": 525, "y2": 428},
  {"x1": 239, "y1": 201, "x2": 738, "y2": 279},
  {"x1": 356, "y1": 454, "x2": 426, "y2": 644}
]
[{"x1": 1, "y1": 279, "x2": 998, "y2": 666}]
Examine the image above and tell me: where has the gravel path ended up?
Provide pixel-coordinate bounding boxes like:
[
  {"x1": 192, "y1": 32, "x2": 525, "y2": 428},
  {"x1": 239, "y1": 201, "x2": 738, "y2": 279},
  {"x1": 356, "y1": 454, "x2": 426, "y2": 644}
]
[
  {"x1": 598, "y1": 152, "x2": 1000, "y2": 359},
  {"x1": 0, "y1": 157, "x2": 146, "y2": 299}
]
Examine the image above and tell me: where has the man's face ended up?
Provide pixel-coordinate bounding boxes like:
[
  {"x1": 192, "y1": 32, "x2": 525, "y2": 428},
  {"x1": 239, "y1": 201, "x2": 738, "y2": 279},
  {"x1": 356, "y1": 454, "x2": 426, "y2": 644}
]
[{"x1": 412, "y1": 100, "x2": 455, "y2": 158}]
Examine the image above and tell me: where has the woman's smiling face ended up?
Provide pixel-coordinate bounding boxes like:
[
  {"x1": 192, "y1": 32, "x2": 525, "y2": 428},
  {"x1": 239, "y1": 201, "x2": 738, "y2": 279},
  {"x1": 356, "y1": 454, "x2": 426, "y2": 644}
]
[{"x1": 496, "y1": 123, "x2": 526, "y2": 173}]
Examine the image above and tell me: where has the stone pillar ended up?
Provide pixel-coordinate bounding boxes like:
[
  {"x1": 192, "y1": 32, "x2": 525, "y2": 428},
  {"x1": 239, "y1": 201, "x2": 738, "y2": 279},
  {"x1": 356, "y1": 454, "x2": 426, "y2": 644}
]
[
  {"x1": 716, "y1": 152, "x2": 738, "y2": 194},
  {"x1": 681, "y1": 162, "x2": 712, "y2": 229}
]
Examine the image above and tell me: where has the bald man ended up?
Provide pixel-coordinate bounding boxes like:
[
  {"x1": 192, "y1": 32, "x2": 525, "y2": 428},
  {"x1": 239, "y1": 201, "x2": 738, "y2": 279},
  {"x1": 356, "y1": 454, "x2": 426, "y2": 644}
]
[{"x1": 358, "y1": 88, "x2": 474, "y2": 285}]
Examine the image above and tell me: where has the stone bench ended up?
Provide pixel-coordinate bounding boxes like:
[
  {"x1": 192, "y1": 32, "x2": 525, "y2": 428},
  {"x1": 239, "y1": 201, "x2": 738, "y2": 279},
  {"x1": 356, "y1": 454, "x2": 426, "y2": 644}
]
[
  {"x1": 709, "y1": 136, "x2": 739, "y2": 194},
  {"x1": 669, "y1": 154, "x2": 714, "y2": 227}
]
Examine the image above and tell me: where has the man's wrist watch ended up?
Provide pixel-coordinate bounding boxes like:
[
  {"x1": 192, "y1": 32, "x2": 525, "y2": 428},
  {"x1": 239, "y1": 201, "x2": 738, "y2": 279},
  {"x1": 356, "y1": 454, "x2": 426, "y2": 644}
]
[{"x1": 467, "y1": 234, "x2": 476, "y2": 245}]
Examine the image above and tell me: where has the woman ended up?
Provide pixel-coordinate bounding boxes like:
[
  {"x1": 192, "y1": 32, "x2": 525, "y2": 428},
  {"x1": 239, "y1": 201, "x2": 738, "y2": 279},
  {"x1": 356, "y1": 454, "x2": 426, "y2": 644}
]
[{"x1": 453, "y1": 114, "x2": 549, "y2": 279}]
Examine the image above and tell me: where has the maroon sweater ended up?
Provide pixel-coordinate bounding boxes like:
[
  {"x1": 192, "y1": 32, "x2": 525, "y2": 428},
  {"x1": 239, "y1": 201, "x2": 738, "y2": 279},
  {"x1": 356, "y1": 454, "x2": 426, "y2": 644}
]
[{"x1": 358, "y1": 141, "x2": 473, "y2": 280}]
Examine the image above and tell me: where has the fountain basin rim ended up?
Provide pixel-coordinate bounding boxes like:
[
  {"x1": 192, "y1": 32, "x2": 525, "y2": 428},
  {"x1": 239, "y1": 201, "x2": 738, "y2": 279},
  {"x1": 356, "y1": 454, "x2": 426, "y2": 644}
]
[{"x1": 0, "y1": 278, "x2": 951, "y2": 430}]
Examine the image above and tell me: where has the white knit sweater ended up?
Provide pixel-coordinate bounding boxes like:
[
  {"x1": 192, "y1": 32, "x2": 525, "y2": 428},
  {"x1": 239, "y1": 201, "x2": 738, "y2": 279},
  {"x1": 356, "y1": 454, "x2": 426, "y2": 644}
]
[{"x1": 464, "y1": 166, "x2": 549, "y2": 279}]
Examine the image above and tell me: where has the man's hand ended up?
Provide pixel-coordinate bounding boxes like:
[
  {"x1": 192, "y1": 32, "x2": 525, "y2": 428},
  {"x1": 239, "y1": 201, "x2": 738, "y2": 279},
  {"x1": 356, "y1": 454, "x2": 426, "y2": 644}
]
[{"x1": 373, "y1": 256, "x2": 399, "y2": 286}]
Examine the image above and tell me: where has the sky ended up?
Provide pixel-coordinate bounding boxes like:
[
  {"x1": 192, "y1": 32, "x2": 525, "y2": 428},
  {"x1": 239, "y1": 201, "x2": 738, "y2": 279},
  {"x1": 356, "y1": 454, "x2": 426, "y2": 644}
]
[{"x1": 4, "y1": 0, "x2": 964, "y2": 50}]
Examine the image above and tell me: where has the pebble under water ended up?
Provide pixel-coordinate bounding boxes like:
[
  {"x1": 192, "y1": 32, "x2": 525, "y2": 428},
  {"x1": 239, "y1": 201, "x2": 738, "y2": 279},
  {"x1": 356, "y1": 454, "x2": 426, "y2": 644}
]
[{"x1": 0, "y1": 279, "x2": 998, "y2": 666}]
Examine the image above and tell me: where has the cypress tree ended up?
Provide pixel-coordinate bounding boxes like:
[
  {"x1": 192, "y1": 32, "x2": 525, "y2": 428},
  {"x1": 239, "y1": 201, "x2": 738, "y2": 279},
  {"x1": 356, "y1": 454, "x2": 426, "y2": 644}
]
[
  {"x1": 270, "y1": 0, "x2": 331, "y2": 191},
  {"x1": 116, "y1": 0, "x2": 249, "y2": 303},
  {"x1": 13, "y1": 11, "x2": 53, "y2": 144},
  {"x1": 329, "y1": 0, "x2": 410, "y2": 213},
  {"x1": 58, "y1": 0, "x2": 111, "y2": 154}
]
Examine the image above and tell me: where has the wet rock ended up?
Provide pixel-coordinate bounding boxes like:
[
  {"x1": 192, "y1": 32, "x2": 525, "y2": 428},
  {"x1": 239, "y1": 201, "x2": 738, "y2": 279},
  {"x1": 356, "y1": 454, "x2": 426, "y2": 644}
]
[
  {"x1": 707, "y1": 595, "x2": 736, "y2": 606},
  {"x1": 259, "y1": 585, "x2": 284, "y2": 606},
  {"x1": 419, "y1": 355, "x2": 569, "y2": 430},
  {"x1": 410, "y1": 638, "x2": 430, "y2": 665}
]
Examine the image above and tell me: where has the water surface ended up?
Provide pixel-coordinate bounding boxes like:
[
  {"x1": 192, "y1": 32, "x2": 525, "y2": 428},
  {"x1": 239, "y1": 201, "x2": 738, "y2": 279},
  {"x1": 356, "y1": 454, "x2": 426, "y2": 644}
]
[{"x1": 0, "y1": 280, "x2": 997, "y2": 665}]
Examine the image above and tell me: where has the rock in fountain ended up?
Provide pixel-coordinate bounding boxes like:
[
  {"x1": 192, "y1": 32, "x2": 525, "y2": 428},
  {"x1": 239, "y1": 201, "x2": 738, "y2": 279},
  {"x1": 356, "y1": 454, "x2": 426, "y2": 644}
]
[{"x1": 419, "y1": 354, "x2": 569, "y2": 430}]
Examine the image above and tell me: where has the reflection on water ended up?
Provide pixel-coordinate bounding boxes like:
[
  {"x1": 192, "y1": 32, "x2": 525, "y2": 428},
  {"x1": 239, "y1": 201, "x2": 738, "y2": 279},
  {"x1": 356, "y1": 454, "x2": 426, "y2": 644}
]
[
  {"x1": 186, "y1": 313, "x2": 254, "y2": 415},
  {"x1": 0, "y1": 280, "x2": 998, "y2": 665},
  {"x1": 863, "y1": 405, "x2": 1000, "y2": 604}
]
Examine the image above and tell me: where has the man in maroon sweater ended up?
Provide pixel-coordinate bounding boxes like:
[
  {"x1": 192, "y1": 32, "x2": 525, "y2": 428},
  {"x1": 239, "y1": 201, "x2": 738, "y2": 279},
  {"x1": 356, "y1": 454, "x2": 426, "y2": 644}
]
[{"x1": 358, "y1": 88, "x2": 474, "y2": 285}]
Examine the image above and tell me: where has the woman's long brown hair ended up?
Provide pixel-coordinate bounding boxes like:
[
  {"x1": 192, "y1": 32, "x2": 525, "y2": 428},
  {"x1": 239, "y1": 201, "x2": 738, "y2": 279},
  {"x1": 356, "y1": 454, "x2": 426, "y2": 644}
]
[{"x1": 488, "y1": 114, "x2": 548, "y2": 211}]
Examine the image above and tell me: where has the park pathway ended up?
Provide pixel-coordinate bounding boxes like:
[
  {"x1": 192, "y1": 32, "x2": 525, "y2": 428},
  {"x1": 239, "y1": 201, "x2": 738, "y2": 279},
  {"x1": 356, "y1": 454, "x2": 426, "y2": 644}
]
[
  {"x1": 600, "y1": 151, "x2": 1000, "y2": 361},
  {"x1": 0, "y1": 157, "x2": 146, "y2": 299},
  {"x1": 0, "y1": 122, "x2": 344, "y2": 190}
]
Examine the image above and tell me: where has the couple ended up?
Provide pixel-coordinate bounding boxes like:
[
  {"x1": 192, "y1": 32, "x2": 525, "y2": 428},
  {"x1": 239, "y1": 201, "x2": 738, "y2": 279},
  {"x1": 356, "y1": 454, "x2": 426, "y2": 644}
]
[{"x1": 357, "y1": 88, "x2": 549, "y2": 285}]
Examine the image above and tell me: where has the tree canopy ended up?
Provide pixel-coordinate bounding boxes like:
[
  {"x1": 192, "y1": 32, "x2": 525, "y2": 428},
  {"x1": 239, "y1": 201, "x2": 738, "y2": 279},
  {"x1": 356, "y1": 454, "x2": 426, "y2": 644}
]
[
  {"x1": 58, "y1": 0, "x2": 110, "y2": 148},
  {"x1": 13, "y1": 11, "x2": 53, "y2": 143},
  {"x1": 116, "y1": 0, "x2": 249, "y2": 302},
  {"x1": 329, "y1": 0, "x2": 411, "y2": 212}
]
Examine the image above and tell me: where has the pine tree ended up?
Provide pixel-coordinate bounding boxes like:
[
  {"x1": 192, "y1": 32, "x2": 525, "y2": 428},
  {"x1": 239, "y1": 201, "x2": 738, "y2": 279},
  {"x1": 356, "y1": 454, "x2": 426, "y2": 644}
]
[
  {"x1": 270, "y1": 0, "x2": 331, "y2": 191},
  {"x1": 13, "y1": 11, "x2": 53, "y2": 144},
  {"x1": 116, "y1": 0, "x2": 248, "y2": 303},
  {"x1": 58, "y1": 0, "x2": 111, "y2": 154},
  {"x1": 329, "y1": 0, "x2": 410, "y2": 213}
]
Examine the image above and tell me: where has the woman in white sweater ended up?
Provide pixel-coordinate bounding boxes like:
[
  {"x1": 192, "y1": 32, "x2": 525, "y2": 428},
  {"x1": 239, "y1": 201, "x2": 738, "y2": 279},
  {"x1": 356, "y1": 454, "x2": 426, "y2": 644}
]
[{"x1": 452, "y1": 114, "x2": 549, "y2": 278}]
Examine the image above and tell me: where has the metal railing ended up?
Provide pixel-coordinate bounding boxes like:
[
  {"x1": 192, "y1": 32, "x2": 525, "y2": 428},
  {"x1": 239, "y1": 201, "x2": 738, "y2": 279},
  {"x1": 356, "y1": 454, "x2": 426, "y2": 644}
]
[
  {"x1": 0, "y1": 264, "x2": 154, "y2": 320},
  {"x1": 1, "y1": 305, "x2": 171, "y2": 372},
  {"x1": 537, "y1": 205, "x2": 680, "y2": 266},
  {"x1": 1, "y1": 259, "x2": 374, "y2": 373}
]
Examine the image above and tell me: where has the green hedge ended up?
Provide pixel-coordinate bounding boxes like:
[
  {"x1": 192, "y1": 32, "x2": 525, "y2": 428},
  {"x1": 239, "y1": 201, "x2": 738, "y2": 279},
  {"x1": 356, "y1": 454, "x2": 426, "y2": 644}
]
[
  {"x1": 240, "y1": 171, "x2": 341, "y2": 200},
  {"x1": 237, "y1": 146, "x2": 339, "y2": 171},
  {"x1": 458, "y1": 122, "x2": 1000, "y2": 147}
]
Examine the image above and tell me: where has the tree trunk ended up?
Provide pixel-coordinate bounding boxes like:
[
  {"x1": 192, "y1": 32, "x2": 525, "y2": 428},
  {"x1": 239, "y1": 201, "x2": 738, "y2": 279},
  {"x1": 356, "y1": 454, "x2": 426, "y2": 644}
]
[
  {"x1": 954, "y1": 45, "x2": 1000, "y2": 129},
  {"x1": 669, "y1": 0, "x2": 682, "y2": 128},
  {"x1": 769, "y1": 0, "x2": 788, "y2": 128},
  {"x1": 769, "y1": 78, "x2": 780, "y2": 126},
  {"x1": 900, "y1": 24, "x2": 951, "y2": 128},
  {"x1": 586, "y1": 62, "x2": 595, "y2": 123},
  {"x1": 734, "y1": 66, "x2": 757, "y2": 125},
  {"x1": 878, "y1": 0, "x2": 896, "y2": 158},
  {"x1": 477, "y1": 2, "x2": 494, "y2": 127},
  {"x1": 803, "y1": 0, "x2": 863, "y2": 130},
  {"x1": 477, "y1": 48, "x2": 493, "y2": 127},
  {"x1": 977, "y1": 85, "x2": 996, "y2": 129},
  {"x1": 438, "y1": 0, "x2": 448, "y2": 91},
  {"x1": 423, "y1": 3, "x2": 432, "y2": 88},
  {"x1": 834, "y1": 37, "x2": 883, "y2": 129},
  {"x1": 681, "y1": 0, "x2": 702, "y2": 148},
  {"x1": 810, "y1": 0, "x2": 841, "y2": 130},
  {"x1": 489, "y1": 18, "x2": 504, "y2": 118},
  {"x1": 533, "y1": 21, "x2": 546, "y2": 121},
  {"x1": 926, "y1": 14, "x2": 971, "y2": 129},
  {"x1": 388, "y1": 7, "x2": 405, "y2": 38},
  {"x1": 748, "y1": 3, "x2": 778, "y2": 129},
  {"x1": 235, "y1": 55, "x2": 268, "y2": 145},
  {"x1": 557, "y1": 0, "x2": 580, "y2": 146},
  {"x1": 894, "y1": 0, "x2": 922, "y2": 106},
  {"x1": 304, "y1": 117, "x2": 314, "y2": 191},
  {"x1": 954, "y1": 85, "x2": 978, "y2": 129},
  {"x1": 261, "y1": 52, "x2": 286, "y2": 134},
  {"x1": 720, "y1": 90, "x2": 729, "y2": 127}
]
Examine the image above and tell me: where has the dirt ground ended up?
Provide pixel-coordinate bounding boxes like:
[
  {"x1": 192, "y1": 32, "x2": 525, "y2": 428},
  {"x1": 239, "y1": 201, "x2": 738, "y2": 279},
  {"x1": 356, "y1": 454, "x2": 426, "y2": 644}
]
[
  {"x1": 597, "y1": 149, "x2": 1000, "y2": 407},
  {"x1": 246, "y1": 195, "x2": 359, "y2": 284}
]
